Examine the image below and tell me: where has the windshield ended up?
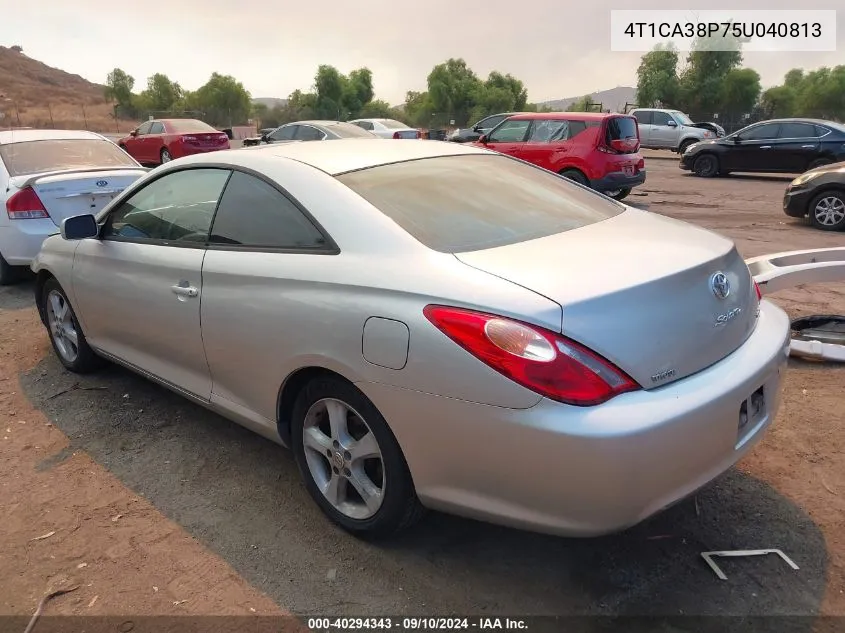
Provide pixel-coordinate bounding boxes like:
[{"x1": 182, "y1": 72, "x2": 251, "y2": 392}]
[
  {"x1": 329, "y1": 122, "x2": 379, "y2": 138},
  {"x1": 337, "y1": 154, "x2": 624, "y2": 253},
  {"x1": 0, "y1": 139, "x2": 139, "y2": 177},
  {"x1": 167, "y1": 119, "x2": 217, "y2": 133},
  {"x1": 379, "y1": 119, "x2": 411, "y2": 129},
  {"x1": 672, "y1": 111, "x2": 694, "y2": 125}
]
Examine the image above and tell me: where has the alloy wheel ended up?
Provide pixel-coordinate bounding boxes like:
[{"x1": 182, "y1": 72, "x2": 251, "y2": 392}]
[
  {"x1": 813, "y1": 196, "x2": 845, "y2": 227},
  {"x1": 46, "y1": 289, "x2": 79, "y2": 363},
  {"x1": 302, "y1": 398, "x2": 385, "y2": 520}
]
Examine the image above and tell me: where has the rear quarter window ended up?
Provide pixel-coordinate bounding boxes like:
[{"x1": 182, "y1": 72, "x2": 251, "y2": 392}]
[
  {"x1": 336, "y1": 154, "x2": 624, "y2": 253},
  {"x1": 606, "y1": 117, "x2": 638, "y2": 141}
]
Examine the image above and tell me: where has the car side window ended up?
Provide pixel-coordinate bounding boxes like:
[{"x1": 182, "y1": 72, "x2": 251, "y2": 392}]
[
  {"x1": 528, "y1": 120, "x2": 570, "y2": 143},
  {"x1": 568, "y1": 120, "x2": 588, "y2": 139},
  {"x1": 271, "y1": 126, "x2": 296, "y2": 141},
  {"x1": 488, "y1": 120, "x2": 530, "y2": 143},
  {"x1": 740, "y1": 123, "x2": 781, "y2": 141},
  {"x1": 651, "y1": 111, "x2": 673, "y2": 126},
  {"x1": 479, "y1": 115, "x2": 505, "y2": 130},
  {"x1": 137, "y1": 122, "x2": 153, "y2": 136},
  {"x1": 779, "y1": 122, "x2": 817, "y2": 139},
  {"x1": 102, "y1": 168, "x2": 231, "y2": 244},
  {"x1": 149, "y1": 122, "x2": 164, "y2": 134},
  {"x1": 356, "y1": 121, "x2": 375, "y2": 131},
  {"x1": 209, "y1": 171, "x2": 328, "y2": 250},
  {"x1": 633, "y1": 110, "x2": 652, "y2": 125},
  {"x1": 296, "y1": 126, "x2": 324, "y2": 141}
]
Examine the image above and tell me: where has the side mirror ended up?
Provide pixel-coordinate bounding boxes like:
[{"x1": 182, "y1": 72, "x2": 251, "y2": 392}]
[
  {"x1": 478, "y1": 135, "x2": 489, "y2": 144},
  {"x1": 129, "y1": 129, "x2": 138, "y2": 137},
  {"x1": 666, "y1": 120, "x2": 678, "y2": 127},
  {"x1": 732, "y1": 136, "x2": 742, "y2": 144},
  {"x1": 61, "y1": 214, "x2": 99, "y2": 240}
]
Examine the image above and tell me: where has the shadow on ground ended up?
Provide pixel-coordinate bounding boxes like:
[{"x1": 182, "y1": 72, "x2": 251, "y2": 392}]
[
  {"x1": 0, "y1": 277, "x2": 35, "y2": 311},
  {"x1": 18, "y1": 354, "x2": 829, "y2": 622}
]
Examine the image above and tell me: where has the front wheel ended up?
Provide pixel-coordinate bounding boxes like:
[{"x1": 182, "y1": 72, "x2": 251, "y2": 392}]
[
  {"x1": 692, "y1": 154, "x2": 719, "y2": 178},
  {"x1": 809, "y1": 191, "x2": 845, "y2": 231},
  {"x1": 291, "y1": 376, "x2": 424, "y2": 538},
  {"x1": 41, "y1": 279, "x2": 103, "y2": 372}
]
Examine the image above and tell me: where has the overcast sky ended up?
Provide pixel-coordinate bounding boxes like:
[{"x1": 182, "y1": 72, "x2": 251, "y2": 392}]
[{"x1": 8, "y1": 0, "x2": 844, "y2": 104}]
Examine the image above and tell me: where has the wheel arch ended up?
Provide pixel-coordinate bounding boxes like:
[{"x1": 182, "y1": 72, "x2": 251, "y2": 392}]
[
  {"x1": 34, "y1": 269, "x2": 56, "y2": 326},
  {"x1": 276, "y1": 366, "x2": 355, "y2": 445}
]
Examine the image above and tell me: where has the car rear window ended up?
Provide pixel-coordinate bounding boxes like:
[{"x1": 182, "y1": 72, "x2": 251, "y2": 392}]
[
  {"x1": 380, "y1": 119, "x2": 410, "y2": 129},
  {"x1": 0, "y1": 139, "x2": 139, "y2": 177},
  {"x1": 336, "y1": 154, "x2": 624, "y2": 253},
  {"x1": 166, "y1": 119, "x2": 217, "y2": 133},
  {"x1": 606, "y1": 116, "x2": 638, "y2": 142},
  {"x1": 327, "y1": 122, "x2": 378, "y2": 138}
]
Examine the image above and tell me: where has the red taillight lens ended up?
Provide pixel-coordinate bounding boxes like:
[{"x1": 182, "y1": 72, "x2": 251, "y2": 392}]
[
  {"x1": 6, "y1": 187, "x2": 49, "y2": 220},
  {"x1": 393, "y1": 131, "x2": 402, "y2": 139},
  {"x1": 182, "y1": 135, "x2": 198, "y2": 143},
  {"x1": 423, "y1": 305, "x2": 640, "y2": 406},
  {"x1": 219, "y1": 134, "x2": 229, "y2": 143},
  {"x1": 415, "y1": 130, "x2": 421, "y2": 139},
  {"x1": 754, "y1": 280, "x2": 762, "y2": 300}
]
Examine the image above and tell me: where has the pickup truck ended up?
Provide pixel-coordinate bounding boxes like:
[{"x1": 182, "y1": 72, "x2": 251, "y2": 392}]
[{"x1": 629, "y1": 108, "x2": 720, "y2": 154}]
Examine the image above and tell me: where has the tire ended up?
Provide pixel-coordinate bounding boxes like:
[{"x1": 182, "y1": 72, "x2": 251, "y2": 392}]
[
  {"x1": 41, "y1": 278, "x2": 103, "y2": 372},
  {"x1": 291, "y1": 375, "x2": 425, "y2": 538},
  {"x1": 559, "y1": 169, "x2": 590, "y2": 187},
  {"x1": 808, "y1": 190, "x2": 845, "y2": 231},
  {"x1": 0, "y1": 252, "x2": 23, "y2": 286},
  {"x1": 692, "y1": 154, "x2": 719, "y2": 178},
  {"x1": 807, "y1": 158, "x2": 831, "y2": 172},
  {"x1": 160, "y1": 148, "x2": 172, "y2": 164},
  {"x1": 606, "y1": 188, "x2": 631, "y2": 201},
  {"x1": 678, "y1": 139, "x2": 697, "y2": 154}
]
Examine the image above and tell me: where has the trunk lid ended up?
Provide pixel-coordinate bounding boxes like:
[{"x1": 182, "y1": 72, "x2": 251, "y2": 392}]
[
  {"x1": 12, "y1": 168, "x2": 147, "y2": 226},
  {"x1": 455, "y1": 209, "x2": 759, "y2": 389}
]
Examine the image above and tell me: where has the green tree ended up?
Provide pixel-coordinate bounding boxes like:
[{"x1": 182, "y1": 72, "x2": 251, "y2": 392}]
[
  {"x1": 359, "y1": 99, "x2": 395, "y2": 118},
  {"x1": 760, "y1": 85, "x2": 796, "y2": 118},
  {"x1": 566, "y1": 95, "x2": 595, "y2": 112},
  {"x1": 192, "y1": 72, "x2": 252, "y2": 126},
  {"x1": 426, "y1": 58, "x2": 482, "y2": 126},
  {"x1": 524, "y1": 103, "x2": 554, "y2": 113},
  {"x1": 314, "y1": 65, "x2": 346, "y2": 118},
  {"x1": 104, "y1": 68, "x2": 135, "y2": 112},
  {"x1": 138, "y1": 73, "x2": 183, "y2": 113},
  {"x1": 636, "y1": 44, "x2": 679, "y2": 107},
  {"x1": 403, "y1": 90, "x2": 435, "y2": 127},
  {"x1": 342, "y1": 68, "x2": 374, "y2": 117},
  {"x1": 677, "y1": 34, "x2": 745, "y2": 115},
  {"x1": 718, "y1": 68, "x2": 761, "y2": 117},
  {"x1": 794, "y1": 66, "x2": 845, "y2": 120}
]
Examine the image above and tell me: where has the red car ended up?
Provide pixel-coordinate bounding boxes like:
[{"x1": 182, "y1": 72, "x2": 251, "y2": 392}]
[
  {"x1": 118, "y1": 119, "x2": 230, "y2": 166},
  {"x1": 474, "y1": 112, "x2": 645, "y2": 200}
]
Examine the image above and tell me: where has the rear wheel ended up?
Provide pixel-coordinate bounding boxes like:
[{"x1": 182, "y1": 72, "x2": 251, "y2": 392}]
[
  {"x1": 41, "y1": 278, "x2": 102, "y2": 372},
  {"x1": 692, "y1": 154, "x2": 719, "y2": 178},
  {"x1": 605, "y1": 188, "x2": 631, "y2": 201},
  {"x1": 160, "y1": 148, "x2": 172, "y2": 164},
  {"x1": 809, "y1": 191, "x2": 845, "y2": 231},
  {"x1": 291, "y1": 375, "x2": 424, "y2": 538},
  {"x1": 559, "y1": 169, "x2": 590, "y2": 187}
]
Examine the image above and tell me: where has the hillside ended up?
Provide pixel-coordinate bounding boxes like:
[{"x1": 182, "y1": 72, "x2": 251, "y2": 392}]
[
  {"x1": 539, "y1": 86, "x2": 637, "y2": 112},
  {"x1": 0, "y1": 45, "x2": 138, "y2": 132}
]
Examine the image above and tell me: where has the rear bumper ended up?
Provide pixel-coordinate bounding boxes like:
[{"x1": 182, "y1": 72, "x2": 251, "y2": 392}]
[
  {"x1": 357, "y1": 300, "x2": 790, "y2": 537},
  {"x1": 782, "y1": 186, "x2": 813, "y2": 218},
  {"x1": 174, "y1": 144, "x2": 230, "y2": 158},
  {"x1": 0, "y1": 220, "x2": 58, "y2": 265},
  {"x1": 591, "y1": 169, "x2": 646, "y2": 192}
]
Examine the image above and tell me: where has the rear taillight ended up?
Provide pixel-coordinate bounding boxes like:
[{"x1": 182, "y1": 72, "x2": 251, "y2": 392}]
[
  {"x1": 393, "y1": 131, "x2": 402, "y2": 139},
  {"x1": 424, "y1": 305, "x2": 640, "y2": 407},
  {"x1": 6, "y1": 187, "x2": 49, "y2": 220},
  {"x1": 415, "y1": 130, "x2": 421, "y2": 139},
  {"x1": 219, "y1": 134, "x2": 229, "y2": 143},
  {"x1": 754, "y1": 280, "x2": 762, "y2": 301},
  {"x1": 182, "y1": 135, "x2": 198, "y2": 143}
]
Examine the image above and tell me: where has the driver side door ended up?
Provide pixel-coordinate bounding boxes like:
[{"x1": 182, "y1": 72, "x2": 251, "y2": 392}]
[
  {"x1": 482, "y1": 118, "x2": 531, "y2": 158},
  {"x1": 125, "y1": 121, "x2": 153, "y2": 163},
  {"x1": 71, "y1": 167, "x2": 232, "y2": 400},
  {"x1": 723, "y1": 122, "x2": 783, "y2": 172}
]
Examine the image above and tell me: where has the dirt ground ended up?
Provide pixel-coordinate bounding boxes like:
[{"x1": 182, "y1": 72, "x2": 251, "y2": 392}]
[{"x1": 1, "y1": 154, "x2": 844, "y2": 626}]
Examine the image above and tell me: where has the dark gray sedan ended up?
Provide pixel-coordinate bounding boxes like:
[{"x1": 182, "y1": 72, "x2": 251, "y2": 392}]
[{"x1": 243, "y1": 121, "x2": 379, "y2": 146}]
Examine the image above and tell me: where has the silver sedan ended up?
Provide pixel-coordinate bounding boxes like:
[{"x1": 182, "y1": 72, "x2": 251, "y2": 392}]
[{"x1": 31, "y1": 139, "x2": 791, "y2": 538}]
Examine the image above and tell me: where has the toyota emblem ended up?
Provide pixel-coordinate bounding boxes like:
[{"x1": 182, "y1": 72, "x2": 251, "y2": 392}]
[{"x1": 710, "y1": 272, "x2": 731, "y2": 300}]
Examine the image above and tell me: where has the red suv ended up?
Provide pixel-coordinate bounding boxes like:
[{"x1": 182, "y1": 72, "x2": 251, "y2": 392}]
[{"x1": 474, "y1": 112, "x2": 645, "y2": 200}]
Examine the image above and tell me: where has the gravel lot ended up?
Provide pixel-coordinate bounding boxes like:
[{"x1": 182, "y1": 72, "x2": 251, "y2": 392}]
[{"x1": 2, "y1": 154, "x2": 844, "y2": 623}]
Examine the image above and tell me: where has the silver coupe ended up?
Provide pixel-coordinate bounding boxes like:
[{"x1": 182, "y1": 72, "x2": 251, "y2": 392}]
[{"x1": 31, "y1": 139, "x2": 791, "y2": 538}]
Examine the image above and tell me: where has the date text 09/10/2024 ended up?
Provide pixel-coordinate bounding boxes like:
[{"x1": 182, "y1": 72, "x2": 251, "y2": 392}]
[{"x1": 307, "y1": 617, "x2": 529, "y2": 631}]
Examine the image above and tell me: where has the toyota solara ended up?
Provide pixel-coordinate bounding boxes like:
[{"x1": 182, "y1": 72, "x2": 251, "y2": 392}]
[{"x1": 31, "y1": 139, "x2": 791, "y2": 538}]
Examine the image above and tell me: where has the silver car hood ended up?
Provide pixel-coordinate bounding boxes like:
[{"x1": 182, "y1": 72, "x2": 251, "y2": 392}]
[{"x1": 455, "y1": 209, "x2": 759, "y2": 389}]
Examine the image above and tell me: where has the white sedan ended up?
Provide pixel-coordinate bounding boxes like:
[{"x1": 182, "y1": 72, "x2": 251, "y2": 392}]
[
  {"x1": 348, "y1": 118, "x2": 420, "y2": 139},
  {"x1": 0, "y1": 129, "x2": 147, "y2": 284}
]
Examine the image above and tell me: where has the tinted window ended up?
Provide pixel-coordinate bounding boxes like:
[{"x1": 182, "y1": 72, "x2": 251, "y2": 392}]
[
  {"x1": 633, "y1": 110, "x2": 653, "y2": 125},
  {"x1": 209, "y1": 171, "x2": 327, "y2": 249},
  {"x1": 326, "y1": 122, "x2": 378, "y2": 138},
  {"x1": 337, "y1": 154, "x2": 623, "y2": 253},
  {"x1": 296, "y1": 126, "x2": 325, "y2": 141},
  {"x1": 488, "y1": 119, "x2": 530, "y2": 143},
  {"x1": 478, "y1": 115, "x2": 506, "y2": 130},
  {"x1": 271, "y1": 125, "x2": 297, "y2": 141},
  {"x1": 149, "y1": 122, "x2": 164, "y2": 134},
  {"x1": 528, "y1": 120, "x2": 570, "y2": 142},
  {"x1": 167, "y1": 119, "x2": 216, "y2": 133},
  {"x1": 0, "y1": 139, "x2": 139, "y2": 177},
  {"x1": 606, "y1": 117, "x2": 638, "y2": 141},
  {"x1": 355, "y1": 121, "x2": 375, "y2": 130},
  {"x1": 137, "y1": 122, "x2": 153, "y2": 135},
  {"x1": 651, "y1": 111, "x2": 674, "y2": 126},
  {"x1": 740, "y1": 123, "x2": 780, "y2": 140},
  {"x1": 779, "y1": 122, "x2": 818, "y2": 138},
  {"x1": 568, "y1": 120, "x2": 588, "y2": 138},
  {"x1": 103, "y1": 168, "x2": 230, "y2": 243}
]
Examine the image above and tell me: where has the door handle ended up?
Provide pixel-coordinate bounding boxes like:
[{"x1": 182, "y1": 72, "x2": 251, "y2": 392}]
[
  {"x1": 801, "y1": 144, "x2": 815, "y2": 149},
  {"x1": 760, "y1": 145, "x2": 772, "y2": 149},
  {"x1": 171, "y1": 284, "x2": 198, "y2": 297}
]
